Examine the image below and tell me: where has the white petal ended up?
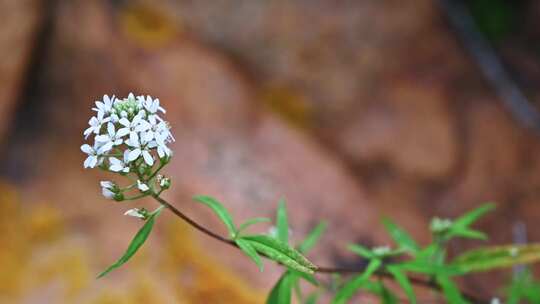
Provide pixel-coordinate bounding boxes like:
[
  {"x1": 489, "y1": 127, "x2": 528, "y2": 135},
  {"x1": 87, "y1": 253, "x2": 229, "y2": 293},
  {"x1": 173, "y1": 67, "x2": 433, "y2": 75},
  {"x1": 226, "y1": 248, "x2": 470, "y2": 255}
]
[
  {"x1": 119, "y1": 117, "x2": 131, "y2": 127},
  {"x1": 142, "y1": 150, "x2": 154, "y2": 166},
  {"x1": 95, "y1": 134, "x2": 110, "y2": 143},
  {"x1": 107, "y1": 122, "x2": 115, "y2": 136},
  {"x1": 123, "y1": 150, "x2": 131, "y2": 163},
  {"x1": 128, "y1": 149, "x2": 142, "y2": 161},
  {"x1": 100, "y1": 181, "x2": 114, "y2": 188},
  {"x1": 102, "y1": 188, "x2": 115, "y2": 199},
  {"x1": 98, "y1": 142, "x2": 113, "y2": 154},
  {"x1": 87, "y1": 156, "x2": 98, "y2": 168},
  {"x1": 129, "y1": 132, "x2": 139, "y2": 146},
  {"x1": 137, "y1": 180, "x2": 150, "y2": 192},
  {"x1": 124, "y1": 208, "x2": 144, "y2": 218},
  {"x1": 116, "y1": 128, "x2": 130, "y2": 138},
  {"x1": 81, "y1": 144, "x2": 93, "y2": 154}
]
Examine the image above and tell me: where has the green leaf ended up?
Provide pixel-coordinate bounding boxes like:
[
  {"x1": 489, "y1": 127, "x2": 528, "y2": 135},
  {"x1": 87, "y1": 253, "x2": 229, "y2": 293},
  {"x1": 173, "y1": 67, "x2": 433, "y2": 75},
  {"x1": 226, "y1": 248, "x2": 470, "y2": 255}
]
[
  {"x1": 238, "y1": 217, "x2": 271, "y2": 234},
  {"x1": 266, "y1": 273, "x2": 293, "y2": 304},
  {"x1": 348, "y1": 244, "x2": 375, "y2": 259},
  {"x1": 235, "y1": 238, "x2": 263, "y2": 271},
  {"x1": 290, "y1": 269, "x2": 318, "y2": 286},
  {"x1": 453, "y1": 203, "x2": 495, "y2": 228},
  {"x1": 242, "y1": 235, "x2": 317, "y2": 274},
  {"x1": 386, "y1": 266, "x2": 416, "y2": 304},
  {"x1": 448, "y1": 228, "x2": 488, "y2": 241},
  {"x1": 452, "y1": 244, "x2": 540, "y2": 273},
  {"x1": 436, "y1": 275, "x2": 469, "y2": 304},
  {"x1": 194, "y1": 195, "x2": 237, "y2": 238},
  {"x1": 506, "y1": 268, "x2": 540, "y2": 304},
  {"x1": 332, "y1": 259, "x2": 382, "y2": 304},
  {"x1": 298, "y1": 221, "x2": 327, "y2": 254},
  {"x1": 382, "y1": 218, "x2": 419, "y2": 254},
  {"x1": 276, "y1": 199, "x2": 289, "y2": 244},
  {"x1": 97, "y1": 207, "x2": 163, "y2": 278}
]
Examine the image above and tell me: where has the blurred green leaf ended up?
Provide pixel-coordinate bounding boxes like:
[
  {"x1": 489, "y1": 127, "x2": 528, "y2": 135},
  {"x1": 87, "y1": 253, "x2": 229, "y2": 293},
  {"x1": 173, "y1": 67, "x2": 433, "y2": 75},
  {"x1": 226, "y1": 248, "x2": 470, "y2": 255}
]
[
  {"x1": 290, "y1": 269, "x2": 318, "y2": 286},
  {"x1": 361, "y1": 281, "x2": 398, "y2": 304},
  {"x1": 453, "y1": 203, "x2": 495, "y2": 229},
  {"x1": 348, "y1": 244, "x2": 375, "y2": 259},
  {"x1": 452, "y1": 244, "x2": 540, "y2": 273},
  {"x1": 386, "y1": 265, "x2": 416, "y2": 304},
  {"x1": 276, "y1": 199, "x2": 289, "y2": 244},
  {"x1": 436, "y1": 275, "x2": 469, "y2": 304},
  {"x1": 447, "y1": 228, "x2": 488, "y2": 241},
  {"x1": 298, "y1": 221, "x2": 327, "y2": 254},
  {"x1": 194, "y1": 195, "x2": 237, "y2": 238},
  {"x1": 267, "y1": 273, "x2": 293, "y2": 304},
  {"x1": 236, "y1": 238, "x2": 263, "y2": 271},
  {"x1": 238, "y1": 217, "x2": 271, "y2": 234},
  {"x1": 332, "y1": 259, "x2": 381, "y2": 304},
  {"x1": 506, "y1": 268, "x2": 540, "y2": 304},
  {"x1": 97, "y1": 206, "x2": 163, "y2": 278},
  {"x1": 382, "y1": 218, "x2": 419, "y2": 254},
  {"x1": 242, "y1": 235, "x2": 317, "y2": 274}
]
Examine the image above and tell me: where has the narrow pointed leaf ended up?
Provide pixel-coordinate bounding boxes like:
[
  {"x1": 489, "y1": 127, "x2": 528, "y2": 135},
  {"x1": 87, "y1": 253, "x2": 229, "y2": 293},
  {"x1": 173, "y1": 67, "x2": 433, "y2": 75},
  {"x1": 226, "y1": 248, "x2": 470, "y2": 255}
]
[
  {"x1": 236, "y1": 238, "x2": 263, "y2": 271},
  {"x1": 453, "y1": 203, "x2": 495, "y2": 228},
  {"x1": 348, "y1": 244, "x2": 375, "y2": 259},
  {"x1": 382, "y1": 218, "x2": 419, "y2": 254},
  {"x1": 238, "y1": 217, "x2": 271, "y2": 234},
  {"x1": 298, "y1": 221, "x2": 327, "y2": 254},
  {"x1": 386, "y1": 266, "x2": 416, "y2": 304},
  {"x1": 242, "y1": 235, "x2": 317, "y2": 274},
  {"x1": 290, "y1": 269, "x2": 318, "y2": 286},
  {"x1": 448, "y1": 228, "x2": 488, "y2": 241},
  {"x1": 452, "y1": 244, "x2": 540, "y2": 273},
  {"x1": 194, "y1": 195, "x2": 237, "y2": 237},
  {"x1": 267, "y1": 273, "x2": 293, "y2": 304},
  {"x1": 437, "y1": 275, "x2": 469, "y2": 304},
  {"x1": 276, "y1": 199, "x2": 289, "y2": 244},
  {"x1": 332, "y1": 259, "x2": 382, "y2": 304},
  {"x1": 97, "y1": 208, "x2": 163, "y2": 278}
]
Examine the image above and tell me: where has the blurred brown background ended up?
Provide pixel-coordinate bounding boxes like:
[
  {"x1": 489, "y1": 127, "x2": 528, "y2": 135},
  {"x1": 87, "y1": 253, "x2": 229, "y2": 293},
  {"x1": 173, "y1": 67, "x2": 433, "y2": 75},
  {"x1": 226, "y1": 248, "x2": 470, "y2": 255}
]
[{"x1": 1, "y1": 0, "x2": 540, "y2": 303}]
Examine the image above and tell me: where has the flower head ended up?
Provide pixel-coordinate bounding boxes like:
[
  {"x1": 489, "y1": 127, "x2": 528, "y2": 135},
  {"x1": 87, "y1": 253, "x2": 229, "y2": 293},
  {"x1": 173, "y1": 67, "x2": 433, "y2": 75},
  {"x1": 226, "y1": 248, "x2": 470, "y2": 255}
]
[
  {"x1": 82, "y1": 93, "x2": 174, "y2": 199},
  {"x1": 81, "y1": 93, "x2": 174, "y2": 171}
]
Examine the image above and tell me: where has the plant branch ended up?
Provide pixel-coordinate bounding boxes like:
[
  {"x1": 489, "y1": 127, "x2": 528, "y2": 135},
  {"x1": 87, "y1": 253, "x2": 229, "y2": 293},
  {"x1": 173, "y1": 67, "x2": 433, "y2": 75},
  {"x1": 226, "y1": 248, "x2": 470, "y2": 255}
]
[{"x1": 152, "y1": 195, "x2": 489, "y2": 304}]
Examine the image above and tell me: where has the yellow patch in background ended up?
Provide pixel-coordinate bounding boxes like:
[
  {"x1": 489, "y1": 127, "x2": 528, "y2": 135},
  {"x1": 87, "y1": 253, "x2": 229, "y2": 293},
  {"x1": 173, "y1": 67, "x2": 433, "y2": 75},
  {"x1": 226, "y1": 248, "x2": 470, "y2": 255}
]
[
  {"x1": 0, "y1": 183, "x2": 262, "y2": 303},
  {"x1": 119, "y1": 4, "x2": 181, "y2": 49}
]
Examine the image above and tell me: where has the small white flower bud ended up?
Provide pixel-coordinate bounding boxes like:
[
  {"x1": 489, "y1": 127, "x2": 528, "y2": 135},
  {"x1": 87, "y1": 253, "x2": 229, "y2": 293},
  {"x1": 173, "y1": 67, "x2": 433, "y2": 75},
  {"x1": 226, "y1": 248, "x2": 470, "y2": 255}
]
[
  {"x1": 137, "y1": 180, "x2": 150, "y2": 192},
  {"x1": 160, "y1": 177, "x2": 171, "y2": 189},
  {"x1": 100, "y1": 181, "x2": 116, "y2": 199},
  {"x1": 124, "y1": 208, "x2": 147, "y2": 219}
]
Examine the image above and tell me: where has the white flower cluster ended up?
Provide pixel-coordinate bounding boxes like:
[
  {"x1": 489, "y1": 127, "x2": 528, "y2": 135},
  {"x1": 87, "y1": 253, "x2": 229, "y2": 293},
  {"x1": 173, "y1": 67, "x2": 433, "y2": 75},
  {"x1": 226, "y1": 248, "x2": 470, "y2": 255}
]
[{"x1": 81, "y1": 93, "x2": 174, "y2": 170}]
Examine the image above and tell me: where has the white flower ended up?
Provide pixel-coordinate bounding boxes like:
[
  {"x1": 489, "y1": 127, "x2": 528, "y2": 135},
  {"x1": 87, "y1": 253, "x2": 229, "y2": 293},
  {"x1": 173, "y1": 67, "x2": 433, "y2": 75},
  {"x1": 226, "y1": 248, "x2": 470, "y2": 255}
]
[
  {"x1": 93, "y1": 95, "x2": 115, "y2": 114},
  {"x1": 100, "y1": 181, "x2": 116, "y2": 199},
  {"x1": 109, "y1": 157, "x2": 129, "y2": 173},
  {"x1": 82, "y1": 93, "x2": 174, "y2": 187},
  {"x1": 138, "y1": 95, "x2": 165, "y2": 114},
  {"x1": 81, "y1": 144, "x2": 102, "y2": 168},
  {"x1": 95, "y1": 123, "x2": 128, "y2": 152},
  {"x1": 137, "y1": 180, "x2": 150, "y2": 192},
  {"x1": 118, "y1": 112, "x2": 149, "y2": 143},
  {"x1": 83, "y1": 111, "x2": 109, "y2": 139},
  {"x1": 153, "y1": 131, "x2": 172, "y2": 158},
  {"x1": 124, "y1": 208, "x2": 145, "y2": 219},
  {"x1": 126, "y1": 133, "x2": 154, "y2": 166}
]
